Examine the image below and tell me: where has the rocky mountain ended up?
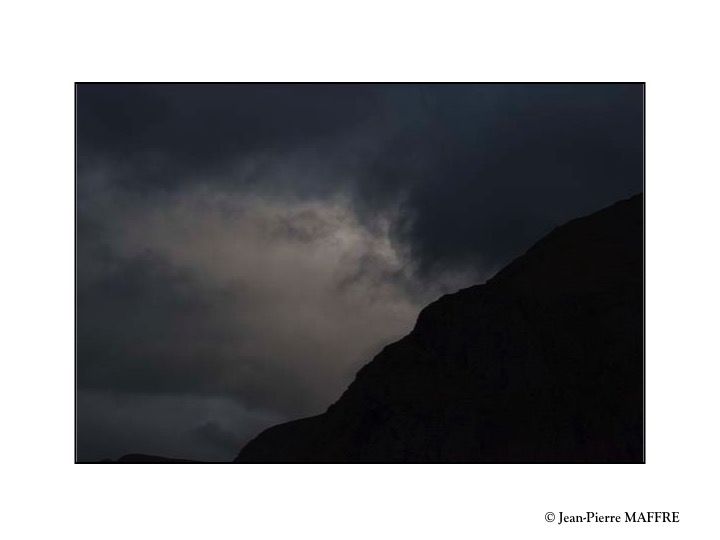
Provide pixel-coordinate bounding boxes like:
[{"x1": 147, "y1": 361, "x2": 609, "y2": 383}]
[{"x1": 235, "y1": 194, "x2": 643, "y2": 463}]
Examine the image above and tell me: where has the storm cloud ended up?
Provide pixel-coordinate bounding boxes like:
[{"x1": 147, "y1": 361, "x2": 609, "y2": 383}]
[{"x1": 76, "y1": 83, "x2": 642, "y2": 461}]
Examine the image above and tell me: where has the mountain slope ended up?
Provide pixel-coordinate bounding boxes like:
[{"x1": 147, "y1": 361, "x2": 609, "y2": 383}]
[{"x1": 235, "y1": 194, "x2": 643, "y2": 463}]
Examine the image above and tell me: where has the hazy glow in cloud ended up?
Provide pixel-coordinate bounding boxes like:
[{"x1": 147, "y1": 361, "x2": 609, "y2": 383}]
[
  {"x1": 77, "y1": 177, "x2": 475, "y2": 460},
  {"x1": 108, "y1": 187, "x2": 434, "y2": 402}
]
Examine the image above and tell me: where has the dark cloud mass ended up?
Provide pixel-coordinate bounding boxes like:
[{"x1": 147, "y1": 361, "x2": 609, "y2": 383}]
[{"x1": 76, "y1": 83, "x2": 643, "y2": 462}]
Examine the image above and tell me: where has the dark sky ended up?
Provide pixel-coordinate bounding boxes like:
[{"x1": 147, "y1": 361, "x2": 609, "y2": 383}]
[{"x1": 76, "y1": 83, "x2": 643, "y2": 461}]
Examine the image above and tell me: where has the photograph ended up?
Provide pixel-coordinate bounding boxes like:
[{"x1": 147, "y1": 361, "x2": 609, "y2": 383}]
[
  {"x1": 6, "y1": 2, "x2": 720, "y2": 537},
  {"x1": 76, "y1": 83, "x2": 644, "y2": 463}
]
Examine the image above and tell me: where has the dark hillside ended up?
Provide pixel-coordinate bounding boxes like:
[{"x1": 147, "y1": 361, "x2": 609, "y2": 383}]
[{"x1": 236, "y1": 195, "x2": 643, "y2": 463}]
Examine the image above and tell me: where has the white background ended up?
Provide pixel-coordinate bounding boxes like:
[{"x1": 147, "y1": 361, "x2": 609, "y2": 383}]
[{"x1": 1, "y1": 1, "x2": 719, "y2": 538}]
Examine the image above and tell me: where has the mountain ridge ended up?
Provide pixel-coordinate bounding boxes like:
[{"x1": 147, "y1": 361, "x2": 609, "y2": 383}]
[{"x1": 235, "y1": 194, "x2": 643, "y2": 463}]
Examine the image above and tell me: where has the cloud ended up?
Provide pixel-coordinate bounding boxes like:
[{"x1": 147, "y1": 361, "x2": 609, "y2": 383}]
[
  {"x1": 356, "y1": 84, "x2": 644, "y2": 275},
  {"x1": 76, "y1": 83, "x2": 381, "y2": 191},
  {"x1": 194, "y1": 421, "x2": 244, "y2": 453},
  {"x1": 77, "y1": 180, "x2": 471, "y2": 425},
  {"x1": 78, "y1": 83, "x2": 642, "y2": 275},
  {"x1": 76, "y1": 390, "x2": 284, "y2": 462}
]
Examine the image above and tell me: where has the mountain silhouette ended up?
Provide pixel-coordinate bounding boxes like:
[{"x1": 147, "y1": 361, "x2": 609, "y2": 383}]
[
  {"x1": 235, "y1": 194, "x2": 643, "y2": 463},
  {"x1": 91, "y1": 454, "x2": 204, "y2": 463}
]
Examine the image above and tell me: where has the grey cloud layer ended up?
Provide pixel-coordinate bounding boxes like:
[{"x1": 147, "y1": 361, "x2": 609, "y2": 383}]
[
  {"x1": 78, "y1": 84, "x2": 642, "y2": 275},
  {"x1": 78, "y1": 185, "x2": 458, "y2": 409},
  {"x1": 76, "y1": 390, "x2": 285, "y2": 462}
]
